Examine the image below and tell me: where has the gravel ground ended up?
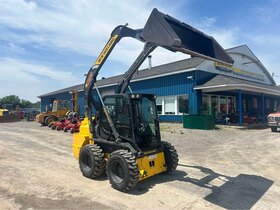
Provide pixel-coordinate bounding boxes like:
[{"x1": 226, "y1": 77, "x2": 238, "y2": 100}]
[{"x1": 0, "y1": 121, "x2": 280, "y2": 209}]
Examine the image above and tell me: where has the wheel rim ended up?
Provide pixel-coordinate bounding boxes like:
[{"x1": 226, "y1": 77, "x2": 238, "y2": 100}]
[
  {"x1": 111, "y1": 161, "x2": 125, "y2": 183},
  {"x1": 47, "y1": 118, "x2": 54, "y2": 124},
  {"x1": 82, "y1": 153, "x2": 92, "y2": 172}
]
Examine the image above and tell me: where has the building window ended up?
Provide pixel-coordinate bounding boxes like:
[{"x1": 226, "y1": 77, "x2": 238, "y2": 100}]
[
  {"x1": 164, "y1": 96, "x2": 175, "y2": 115},
  {"x1": 252, "y1": 98, "x2": 257, "y2": 109},
  {"x1": 266, "y1": 99, "x2": 270, "y2": 109},
  {"x1": 156, "y1": 97, "x2": 163, "y2": 115},
  {"x1": 211, "y1": 96, "x2": 218, "y2": 115},
  {"x1": 228, "y1": 97, "x2": 236, "y2": 113},
  {"x1": 178, "y1": 95, "x2": 188, "y2": 114},
  {"x1": 203, "y1": 94, "x2": 236, "y2": 115},
  {"x1": 202, "y1": 95, "x2": 210, "y2": 115},
  {"x1": 155, "y1": 95, "x2": 189, "y2": 115},
  {"x1": 242, "y1": 98, "x2": 246, "y2": 113},
  {"x1": 219, "y1": 96, "x2": 227, "y2": 114}
]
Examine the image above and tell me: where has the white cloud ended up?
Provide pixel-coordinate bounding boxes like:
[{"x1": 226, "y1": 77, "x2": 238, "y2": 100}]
[
  {"x1": 249, "y1": 34, "x2": 280, "y2": 46},
  {"x1": 241, "y1": 33, "x2": 280, "y2": 81},
  {"x1": 0, "y1": 58, "x2": 82, "y2": 102},
  {"x1": 191, "y1": 16, "x2": 239, "y2": 49},
  {"x1": 0, "y1": 0, "x2": 232, "y2": 64},
  {"x1": 8, "y1": 43, "x2": 25, "y2": 53},
  {"x1": 199, "y1": 16, "x2": 217, "y2": 28},
  {"x1": 1, "y1": 0, "x2": 262, "y2": 101},
  {"x1": 253, "y1": 0, "x2": 280, "y2": 23},
  {"x1": 0, "y1": 0, "x2": 152, "y2": 56}
]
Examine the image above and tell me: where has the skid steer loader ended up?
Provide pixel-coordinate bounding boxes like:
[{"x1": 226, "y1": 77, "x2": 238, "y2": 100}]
[{"x1": 72, "y1": 8, "x2": 234, "y2": 191}]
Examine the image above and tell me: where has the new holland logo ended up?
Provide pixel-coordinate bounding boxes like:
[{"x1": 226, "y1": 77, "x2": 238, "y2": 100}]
[{"x1": 95, "y1": 35, "x2": 118, "y2": 65}]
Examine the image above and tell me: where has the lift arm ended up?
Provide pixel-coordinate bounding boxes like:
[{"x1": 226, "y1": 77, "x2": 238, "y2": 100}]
[
  {"x1": 84, "y1": 25, "x2": 143, "y2": 138},
  {"x1": 84, "y1": 8, "x2": 234, "y2": 138}
]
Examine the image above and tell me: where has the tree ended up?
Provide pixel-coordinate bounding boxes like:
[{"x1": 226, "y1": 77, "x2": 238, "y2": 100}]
[
  {"x1": 20, "y1": 99, "x2": 33, "y2": 108},
  {"x1": 32, "y1": 101, "x2": 41, "y2": 109},
  {"x1": 0, "y1": 95, "x2": 20, "y2": 109},
  {"x1": 0, "y1": 95, "x2": 40, "y2": 110}
]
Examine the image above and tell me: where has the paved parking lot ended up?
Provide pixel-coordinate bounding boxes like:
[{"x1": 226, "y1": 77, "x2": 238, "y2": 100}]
[{"x1": 0, "y1": 121, "x2": 280, "y2": 209}]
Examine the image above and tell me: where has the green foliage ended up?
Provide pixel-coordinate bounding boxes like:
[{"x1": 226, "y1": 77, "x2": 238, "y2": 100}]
[
  {"x1": 20, "y1": 99, "x2": 33, "y2": 108},
  {"x1": 0, "y1": 95, "x2": 20, "y2": 109},
  {"x1": 32, "y1": 101, "x2": 41, "y2": 109},
  {"x1": 0, "y1": 95, "x2": 40, "y2": 110}
]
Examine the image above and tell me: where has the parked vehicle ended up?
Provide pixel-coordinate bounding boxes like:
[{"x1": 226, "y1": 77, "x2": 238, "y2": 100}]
[
  {"x1": 72, "y1": 8, "x2": 233, "y2": 191},
  {"x1": 267, "y1": 112, "x2": 280, "y2": 132},
  {"x1": 36, "y1": 100, "x2": 71, "y2": 126}
]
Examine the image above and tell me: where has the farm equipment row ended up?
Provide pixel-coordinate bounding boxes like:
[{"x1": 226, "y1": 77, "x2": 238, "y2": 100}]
[{"x1": 47, "y1": 111, "x2": 82, "y2": 133}]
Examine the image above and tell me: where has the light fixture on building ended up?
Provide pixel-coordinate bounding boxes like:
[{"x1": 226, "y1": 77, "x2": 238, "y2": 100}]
[
  {"x1": 148, "y1": 55, "x2": 152, "y2": 69},
  {"x1": 187, "y1": 76, "x2": 193, "y2": 80}
]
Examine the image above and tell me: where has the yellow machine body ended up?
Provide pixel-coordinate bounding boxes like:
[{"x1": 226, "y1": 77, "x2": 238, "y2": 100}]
[
  {"x1": 36, "y1": 109, "x2": 69, "y2": 124},
  {"x1": 137, "y1": 151, "x2": 167, "y2": 180},
  {"x1": 36, "y1": 100, "x2": 70, "y2": 125},
  {"x1": 72, "y1": 117, "x2": 93, "y2": 159},
  {"x1": 0, "y1": 109, "x2": 9, "y2": 117},
  {"x1": 72, "y1": 118, "x2": 167, "y2": 181}
]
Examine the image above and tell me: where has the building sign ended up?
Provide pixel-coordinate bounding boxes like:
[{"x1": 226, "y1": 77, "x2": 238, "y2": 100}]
[{"x1": 215, "y1": 62, "x2": 265, "y2": 81}]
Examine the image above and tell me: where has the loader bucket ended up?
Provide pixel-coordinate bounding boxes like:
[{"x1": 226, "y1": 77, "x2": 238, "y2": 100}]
[{"x1": 141, "y1": 9, "x2": 234, "y2": 65}]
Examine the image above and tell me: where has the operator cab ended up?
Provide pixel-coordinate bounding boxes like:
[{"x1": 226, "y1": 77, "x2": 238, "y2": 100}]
[
  {"x1": 52, "y1": 100, "x2": 70, "y2": 112},
  {"x1": 98, "y1": 93, "x2": 161, "y2": 151}
]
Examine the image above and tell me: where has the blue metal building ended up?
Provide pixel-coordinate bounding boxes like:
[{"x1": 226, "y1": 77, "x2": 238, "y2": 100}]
[{"x1": 38, "y1": 45, "x2": 280, "y2": 125}]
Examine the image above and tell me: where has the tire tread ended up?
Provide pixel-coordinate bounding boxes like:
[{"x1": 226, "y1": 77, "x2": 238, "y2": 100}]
[{"x1": 162, "y1": 141, "x2": 179, "y2": 173}]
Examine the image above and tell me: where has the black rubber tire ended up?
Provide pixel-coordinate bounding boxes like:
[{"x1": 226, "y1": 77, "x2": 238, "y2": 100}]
[
  {"x1": 48, "y1": 122, "x2": 53, "y2": 128},
  {"x1": 107, "y1": 150, "x2": 139, "y2": 191},
  {"x1": 79, "y1": 144, "x2": 106, "y2": 178},
  {"x1": 162, "y1": 141, "x2": 179, "y2": 173},
  {"x1": 66, "y1": 111, "x2": 73, "y2": 116},
  {"x1": 271, "y1": 127, "x2": 277, "y2": 132},
  {"x1": 70, "y1": 128, "x2": 75, "y2": 134},
  {"x1": 57, "y1": 127, "x2": 62, "y2": 131},
  {"x1": 51, "y1": 125, "x2": 56, "y2": 130},
  {"x1": 45, "y1": 116, "x2": 57, "y2": 126},
  {"x1": 63, "y1": 127, "x2": 68, "y2": 132}
]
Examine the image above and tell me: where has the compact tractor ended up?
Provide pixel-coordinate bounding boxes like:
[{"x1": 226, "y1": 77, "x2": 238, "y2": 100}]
[
  {"x1": 36, "y1": 91, "x2": 79, "y2": 126},
  {"x1": 72, "y1": 8, "x2": 233, "y2": 191},
  {"x1": 36, "y1": 100, "x2": 71, "y2": 126}
]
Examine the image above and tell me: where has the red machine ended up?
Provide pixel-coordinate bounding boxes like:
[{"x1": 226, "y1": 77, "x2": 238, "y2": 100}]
[
  {"x1": 51, "y1": 118, "x2": 71, "y2": 131},
  {"x1": 64, "y1": 118, "x2": 81, "y2": 133},
  {"x1": 50, "y1": 112, "x2": 81, "y2": 133}
]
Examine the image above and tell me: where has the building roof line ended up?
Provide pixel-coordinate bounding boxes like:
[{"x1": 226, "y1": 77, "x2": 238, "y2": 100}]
[
  {"x1": 74, "y1": 67, "x2": 198, "y2": 92},
  {"x1": 38, "y1": 57, "x2": 202, "y2": 97},
  {"x1": 195, "y1": 83, "x2": 280, "y2": 93}
]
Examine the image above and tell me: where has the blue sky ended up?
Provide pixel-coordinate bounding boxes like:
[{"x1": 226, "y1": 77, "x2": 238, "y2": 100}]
[{"x1": 0, "y1": 0, "x2": 280, "y2": 102}]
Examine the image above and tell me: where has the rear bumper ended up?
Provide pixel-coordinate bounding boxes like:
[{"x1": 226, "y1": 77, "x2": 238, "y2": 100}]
[{"x1": 137, "y1": 152, "x2": 166, "y2": 181}]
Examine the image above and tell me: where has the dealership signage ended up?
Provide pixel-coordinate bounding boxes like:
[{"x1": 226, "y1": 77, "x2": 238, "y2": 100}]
[{"x1": 215, "y1": 62, "x2": 264, "y2": 81}]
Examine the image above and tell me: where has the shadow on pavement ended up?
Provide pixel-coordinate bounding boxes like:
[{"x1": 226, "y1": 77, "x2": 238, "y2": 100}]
[{"x1": 130, "y1": 164, "x2": 273, "y2": 210}]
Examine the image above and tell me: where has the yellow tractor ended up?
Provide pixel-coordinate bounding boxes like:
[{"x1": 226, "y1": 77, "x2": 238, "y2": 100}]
[
  {"x1": 72, "y1": 8, "x2": 233, "y2": 191},
  {"x1": 0, "y1": 108, "x2": 9, "y2": 117},
  {"x1": 36, "y1": 100, "x2": 70, "y2": 126},
  {"x1": 0, "y1": 104, "x2": 21, "y2": 122}
]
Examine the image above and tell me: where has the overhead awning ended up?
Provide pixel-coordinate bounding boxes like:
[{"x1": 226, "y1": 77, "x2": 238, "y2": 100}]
[{"x1": 194, "y1": 75, "x2": 280, "y2": 96}]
